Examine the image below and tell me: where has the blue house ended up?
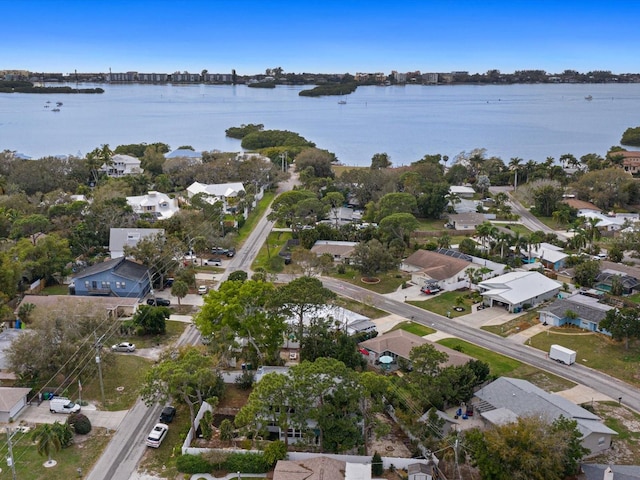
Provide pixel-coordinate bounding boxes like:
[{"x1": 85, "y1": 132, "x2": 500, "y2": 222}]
[
  {"x1": 538, "y1": 293, "x2": 613, "y2": 335},
  {"x1": 71, "y1": 257, "x2": 151, "y2": 298}
]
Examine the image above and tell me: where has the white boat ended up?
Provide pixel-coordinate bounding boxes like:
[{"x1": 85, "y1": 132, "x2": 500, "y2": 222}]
[
  {"x1": 585, "y1": 95, "x2": 593, "y2": 101},
  {"x1": 338, "y1": 99, "x2": 347, "y2": 105},
  {"x1": 56, "y1": 102, "x2": 63, "y2": 106}
]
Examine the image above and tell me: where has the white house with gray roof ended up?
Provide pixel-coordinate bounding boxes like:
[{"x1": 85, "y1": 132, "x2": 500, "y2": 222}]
[
  {"x1": 478, "y1": 271, "x2": 561, "y2": 312},
  {"x1": 109, "y1": 228, "x2": 164, "y2": 259},
  {"x1": 474, "y1": 377, "x2": 617, "y2": 456},
  {"x1": 186, "y1": 181, "x2": 257, "y2": 213},
  {"x1": 101, "y1": 154, "x2": 143, "y2": 177}
]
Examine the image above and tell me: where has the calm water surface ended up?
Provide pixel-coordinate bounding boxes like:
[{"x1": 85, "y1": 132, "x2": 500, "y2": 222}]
[{"x1": 1, "y1": 83, "x2": 639, "y2": 165}]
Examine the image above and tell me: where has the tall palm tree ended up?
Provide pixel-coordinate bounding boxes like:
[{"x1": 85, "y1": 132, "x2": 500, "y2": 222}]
[
  {"x1": 585, "y1": 217, "x2": 602, "y2": 251},
  {"x1": 31, "y1": 423, "x2": 62, "y2": 463},
  {"x1": 475, "y1": 222, "x2": 496, "y2": 252}
]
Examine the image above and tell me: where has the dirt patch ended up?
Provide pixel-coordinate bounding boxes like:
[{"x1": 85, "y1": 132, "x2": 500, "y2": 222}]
[{"x1": 367, "y1": 413, "x2": 413, "y2": 458}]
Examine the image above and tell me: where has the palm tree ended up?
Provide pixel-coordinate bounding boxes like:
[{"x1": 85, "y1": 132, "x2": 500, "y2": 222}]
[
  {"x1": 445, "y1": 192, "x2": 461, "y2": 212},
  {"x1": 31, "y1": 423, "x2": 62, "y2": 463},
  {"x1": 585, "y1": 217, "x2": 602, "y2": 252},
  {"x1": 495, "y1": 232, "x2": 514, "y2": 259},
  {"x1": 437, "y1": 233, "x2": 451, "y2": 249},
  {"x1": 475, "y1": 222, "x2": 496, "y2": 252},
  {"x1": 509, "y1": 157, "x2": 523, "y2": 190}
]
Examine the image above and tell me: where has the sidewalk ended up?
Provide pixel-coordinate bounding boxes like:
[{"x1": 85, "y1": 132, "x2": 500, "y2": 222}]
[{"x1": 509, "y1": 322, "x2": 551, "y2": 344}]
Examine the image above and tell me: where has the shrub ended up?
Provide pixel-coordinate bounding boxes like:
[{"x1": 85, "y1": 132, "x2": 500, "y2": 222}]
[
  {"x1": 200, "y1": 411, "x2": 213, "y2": 440},
  {"x1": 337, "y1": 264, "x2": 346, "y2": 274},
  {"x1": 235, "y1": 370, "x2": 255, "y2": 390},
  {"x1": 52, "y1": 421, "x2": 74, "y2": 448},
  {"x1": 67, "y1": 413, "x2": 92, "y2": 434},
  {"x1": 263, "y1": 440, "x2": 288, "y2": 467},
  {"x1": 372, "y1": 451, "x2": 383, "y2": 476},
  {"x1": 225, "y1": 452, "x2": 270, "y2": 473},
  {"x1": 176, "y1": 454, "x2": 212, "y2": 474}
]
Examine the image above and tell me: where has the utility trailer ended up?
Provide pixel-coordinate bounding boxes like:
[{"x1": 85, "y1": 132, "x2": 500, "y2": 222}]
[{"x1": 549, "y1": 344, "x2": 576, "y2": 365}]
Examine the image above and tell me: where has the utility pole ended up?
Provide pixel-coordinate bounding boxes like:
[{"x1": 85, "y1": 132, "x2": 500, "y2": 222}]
[
  {"x1": 94, "y1": 333, "x2": 106, "y2": 407},
  {"x1": 6, "y1": 427, "x2": 17, "y2": 480}
]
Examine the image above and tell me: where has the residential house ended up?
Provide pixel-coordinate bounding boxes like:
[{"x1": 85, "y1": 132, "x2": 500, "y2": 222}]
[
  {"x1": 273, "y1": 456, "x2": 371, "y2": 480},
  {"x1": 127, "y1": 191, "x2": 179, "y2": 220},
  {"x1": 594, "y1": 269, "x2": 640, "y2": 295},
  {"x1": 186, "y1": 181, "x2": 252, "y2": 213},
  {"x1": 165, "y1": 149, "x2": 202, "y2": 164},
  {"x1": 477, "y1": 271, "x2": 561, "y2": 312},
  {"x1": 539, "y1": 293, "x2": 613, "y2": 334},
  {"x1": 526, "y1": 242, "x2": 569, "y2": 271},
  {"x1": 17, "y1": 294, "x2": 140, "y2": 319},
  {"x1": 561, "y1": 198, "x2": 601, "y2": 216},
  {"x1": 449, "y1": 185, "x2": 476, "y2": 198},
  {"x1": 359, "y1": 329, "x2": 473, "y2": 369},
  {"x1": 109, "y1": 228, "x2": 164, "y2": 259},
  {"x1": 401, "y1": 249, "x2": 474, "y2": 289},
  {"x1": 101, "y1": 154, "x2": 143, "y2": 177},
  {"x1": 0, "y1": 387, "x2": 32, "y2": 422},
  {"x1": 618, "y1": 150, "x2": 640, "y2": 175},
  {"x1": 580, "y1": 464, "x2": 640, "y2": 480},
  {"x1": 473, "y1": 377, "x2": 617, "y2": 456},
  {"x1": 0, "y1": 330, "x2": 27, "y2": 386},
  {"x1": 408, "y1": 462, "x2": 438, "y2": 480},
  {"x1": 284, "y1": 304, "x2": 376, "y2": 337},
  {"x1": 310, "y1": 240, "x2": 358, "y2": 263},
  {"x1": 70, "y1": 257, "x2": 151, "y2": 298},
  {"x1": 447, "y1": 212, "x2": 486, "y2": 230}
]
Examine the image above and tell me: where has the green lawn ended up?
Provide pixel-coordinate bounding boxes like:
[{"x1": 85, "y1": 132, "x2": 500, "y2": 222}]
[
  {"x1": 334, "y1": 297, "x2": 388, "y2": 319},
  {"x1": 3, "y1": 428, "x2": 112, "y2": 480},
  {"x1": 482, "y1": 310, "x2": 540, "y2": 337},
  {"x1": 331, "y1": 268, "x2": 410, "y2": 294},
  {"x1": 41, "y1": 284, "x2": 70, "y2": 295},
  {"x1": 530, "y1": 328, "x2": 640, "y2": 387},
  {"x1": 237, "y1": 190, "x2": 276, "y2": 245},
  {"x1": 252, "y1": 230, "x2": 293, "y2": 272},
  {"x1": 415, "y1": 218, "x2": 448, "y2": 231},
  {"x1": 390, "y1": 321, "x2": 436, "y2": 337},
  {"x1": 408, "y1": 290, "x2": 479, "y2": 318},
  {"x1": 495, "y1": 223, "x2": 532, "y2": 235},
  {"x1": 437, "y1": 338, "x2": 576, "y2": 392}
]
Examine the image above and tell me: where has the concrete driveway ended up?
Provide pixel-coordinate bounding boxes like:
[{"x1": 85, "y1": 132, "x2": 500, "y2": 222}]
[{"x1": 14, "y1": 402, "x2": 127, "y2": 431}]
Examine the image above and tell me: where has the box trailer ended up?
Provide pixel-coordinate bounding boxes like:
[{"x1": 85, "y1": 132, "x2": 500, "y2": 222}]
[{"x1": 549, "y1": 345, "x2": 576, "y2": 365}]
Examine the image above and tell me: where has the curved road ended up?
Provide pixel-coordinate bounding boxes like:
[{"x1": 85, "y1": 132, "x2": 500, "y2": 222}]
[{"x1": 320, "y1": 277, "x2": 640, "y2": 412}]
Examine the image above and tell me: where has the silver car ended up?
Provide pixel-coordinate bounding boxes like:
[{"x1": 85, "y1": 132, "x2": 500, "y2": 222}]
[{"x1": 111, "y1": 342, "x2": 136, "y2": 352}]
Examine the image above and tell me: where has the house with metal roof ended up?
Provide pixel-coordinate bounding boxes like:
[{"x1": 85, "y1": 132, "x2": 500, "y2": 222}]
[
  {"x1": 109, "y1": 227, "x2": 164, "y2": 259},
  {"x1": 526, "y1": 242, "x2": 569, "y2": 271},
  {"x1": 70, "y1": 257, "x2": 151, "y2": 298},
  {"x1": 539, "y1": 293, "x2": 613, "y2": 334},
  {"x1": 478, "y1": 271, "x2": 561, "y2": 312},
  {"x1": 474, "y1": 377, "x2": 617, "y2": 456},
  {"x1": 186, "y1": 181, "x2": 255, "y2": 213}
]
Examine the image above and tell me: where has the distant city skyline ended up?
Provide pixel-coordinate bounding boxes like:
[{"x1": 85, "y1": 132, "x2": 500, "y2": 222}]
[{"x1": 3, "y1": 0, "x2": 640, "y2": 76}]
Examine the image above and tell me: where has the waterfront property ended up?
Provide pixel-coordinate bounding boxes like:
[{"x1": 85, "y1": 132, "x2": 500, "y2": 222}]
[{"x1": 126, "y1": 191, "x2": 179, "y2": 220}]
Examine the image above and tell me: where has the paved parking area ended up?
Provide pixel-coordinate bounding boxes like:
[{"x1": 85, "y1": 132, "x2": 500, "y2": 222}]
[
  {"x1": 13, "y1": 402, "x2": 127, "y2": 431},
  {"x1": 456, "y1": 305, "x2": 523, "y2": 329}
]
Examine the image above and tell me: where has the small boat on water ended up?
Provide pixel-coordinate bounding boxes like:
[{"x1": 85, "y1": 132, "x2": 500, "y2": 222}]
[
  {"x1": 52, "y1": 108, "x2": 60, "y2": 112},
  {"x1": 56, "y1": 102, "x2": 63, "y2": 106},
  {"x1": 338, "y1": 99, "x2": 347, "y2": 105},
  {"x1": 585, "y1": 95, "x2": 593, "y2": 101}
]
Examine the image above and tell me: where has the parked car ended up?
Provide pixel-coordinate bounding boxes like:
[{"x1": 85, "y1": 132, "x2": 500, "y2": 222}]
[
  {"x1": 226, "y1": 248, "x2": 236, "y2": 257},
  {"x1": 146, "y1": 423, "x2": 169, "y2": 448},
  {"x1": 147, "y1": 298, "x2": 171, "y2": 307},
  {"x1": 198, "y1": 285, "x2": 208, "y2": 295},
  {"x1": 203, "y1": 258, "x2": 222, "y2": 266},
  {"x1": 164, "y1": 277, "x2": 174, "y2": 287},
  {"x1": 49, "y1": 397, "x2": 81, "y2": 414},
  {"x1": 211, "y1": 247, "x2": 228, "y2": 255},
  {"x1": 420, "y1": 285, "x2": 441, "y2": 295},
  {"x1": 111, "y1": 342, "x2": 136, "y2": 352},
  {"x1": 160, "y1": 406, "x2": 177, "y2": 423}
]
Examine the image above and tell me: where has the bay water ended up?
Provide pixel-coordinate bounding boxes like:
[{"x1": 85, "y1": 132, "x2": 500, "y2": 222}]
[{"x1": 1, "y1": 83, "x2": 639, "y2": 166}]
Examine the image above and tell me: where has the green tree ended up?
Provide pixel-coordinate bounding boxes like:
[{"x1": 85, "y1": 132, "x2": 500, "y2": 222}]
[
  {"x1": 10, "y1": 213, "x2": 51, "y2": 243},
  {"x1": 532, "y1": 183, "x2": 563, "y2": 216},
  {"x1": 351, "y1": 239, "x2": 397, "y2": 278},
  {"x1": 195, "y1": 280, "x2": 286, "y2": 363},
  {"x1": 274, "y1": 276, "x2": 336, "y2": 345},
  {"x1": 219, "y1": 418, "x2": 234, "y2": 444},
  {"x1": 133, "y1": 304, "x2": 169, "y2": 335},
  {"x1": 263, "y1": 440, "x2": 287, "y2": 467},
  {"x1": 621, "y1": 126, "x2": 640, "y2": 147},
  {"x1": 378, "y1": 212, "x2": 418, "y2": 247},
  {"x1": 294, "y1": 148, "x2": 336, "y2": 180},
  {"x1": 124, "y1": 233, "x2": 182, "y2": 289},
  {"x1": 573, "y1": 260, "x2": 600, "y2": 288},
  {"x1": 600, "y1": 307, "x2": 640, "y2": 350},
  {"x1": 171, "y1": 280, "x2": 189, "y2": 306},
  {"x1": 376, "y1": 192, "x2": 417, "y2": 221},
  {"x1": 370, "y1": 152, "x2": 391, "y2": 169},
  {"x1": 141, "y1": 346, "x2": 224, "y2": 436},
  {"x1": 52, "y1": 421, "x2": 74, "y2": 448},
  {"x1": 31, "y1": 423, "x2": 62, "y2": 462},
  {"x1": 11, "y1": 234, "x2": 72, "y2": 283},
  {"x1": 409, "y1": 344, "x2": 449, "y2": 378}
]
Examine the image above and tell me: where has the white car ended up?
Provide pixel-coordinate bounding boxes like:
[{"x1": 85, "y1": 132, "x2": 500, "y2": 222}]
[
  {"x1": 198, "y1": 285, "x2": 208, "y2": 295},
  {"x1": 111, "y1": 342, "x2": 136, "y2": 352},
  {"x1": 146, "y1": 423, "x2": 169, "y2": 448}
]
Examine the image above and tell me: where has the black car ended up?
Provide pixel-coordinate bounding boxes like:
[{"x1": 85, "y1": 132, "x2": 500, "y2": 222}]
[
  {"x1": 147, "y1": 298, "x2": 171, "y2": 307},
  {"x1": 226, "y1": 248, "x2": 236, "y2": 257},
  {"x1": 160, "y1": 406, "x2": 176, "y2": 423}
]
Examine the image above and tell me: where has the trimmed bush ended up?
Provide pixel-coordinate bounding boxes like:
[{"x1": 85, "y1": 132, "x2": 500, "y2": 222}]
[
  {"x1": 372, "y1": 451, "x2": 383, "y2": 475},
  {"x1": 176, "y1": 454, "x2": 212, "y2": 474},
  {"x1": 67, "y1": 412, "x2": 92, "y2": 434},
  {"x1": 225, "y1": 452, "x2": 269, "y2": 473},
  {"x1": 263, "y1": 440, "x2": 288, "y2": 467}
]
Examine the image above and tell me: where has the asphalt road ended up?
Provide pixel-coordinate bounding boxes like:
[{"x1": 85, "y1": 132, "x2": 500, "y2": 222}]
[{"x1": 320, "y1": 277, "x2": 640, "y2": 413}]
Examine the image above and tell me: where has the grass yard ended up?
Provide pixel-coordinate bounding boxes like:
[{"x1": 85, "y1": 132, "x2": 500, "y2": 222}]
[
  {"x1": 332, "y1": 165, "x2": 367, "y2": 177},
  {"x1": 251, "y1": 230, "x2": 293, "y2": 272},
  {"x1": 331, "y1": 268, "x2": 411, "y2": 294},
  {"x1": 237, "y1": 190, "x2": 276, "y2": 245},
  {"x1": 390, "y1": 321, "x2": 436, "y2": 337},
  {"x1": 496, "y1": 223, "x2": 532, "y2": 235},
  {"x1": 334, "y1": 296, "x2": 388, "y2": 319},
  {"x1": 408, "y1": 290, "x2": 479, "y2": 318},
  {"x1": 41, "y1": 284, "x2": 69, "y2": 295},
  {"x1": 437, "y1": 338, "x2": 576, "y2": 392},
  {"x1": 2, "y1": 428, "x2": 112, "y2": 480},
  {"x1": 415, "y1": 218, "x2": 448, "y2": 231},
  {"x1": 530, "y1": 327, "x2": 640, "y2": 387},
  {"x1": 482, "y1": 310, "x2": 540, "y2": 337}
]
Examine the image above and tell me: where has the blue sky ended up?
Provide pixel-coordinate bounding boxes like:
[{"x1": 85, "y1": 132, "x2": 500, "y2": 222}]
[{"x1": 2, "y1": 0, "x2": 639, "y2": 75}]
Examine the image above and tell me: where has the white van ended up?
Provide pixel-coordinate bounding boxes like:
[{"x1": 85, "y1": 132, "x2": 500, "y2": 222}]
[{"x1": 49, "y1": 397, "x2": 81, "y2": 414}]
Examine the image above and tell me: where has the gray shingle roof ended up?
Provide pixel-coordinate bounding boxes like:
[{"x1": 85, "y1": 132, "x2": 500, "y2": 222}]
[
  {"x1": 540, "y1": 298, "x2": 611, "y2": 324},
  {"x1": 73, "y1": 257, "x2": 148, "y2": 282},
  {"x1": 581, "y1": 464, "x2": 640, "y2": 480}
]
